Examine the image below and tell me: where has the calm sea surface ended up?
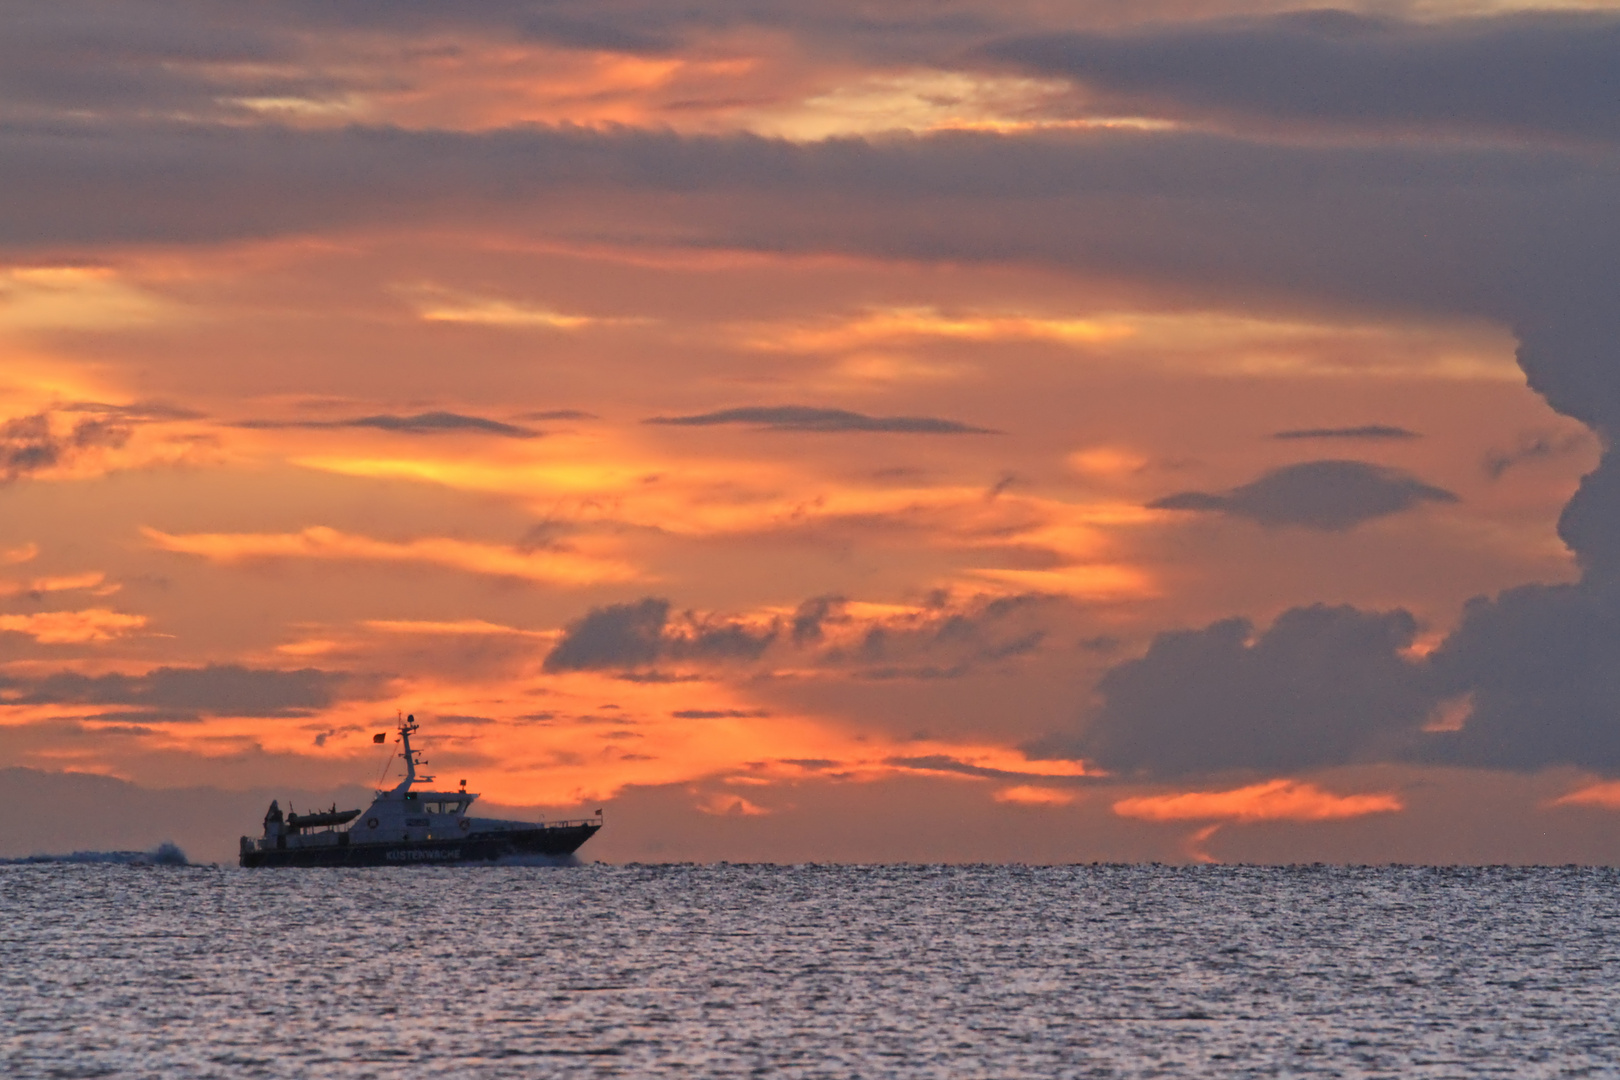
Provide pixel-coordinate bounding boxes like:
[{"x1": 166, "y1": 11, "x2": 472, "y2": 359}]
[{"x1": 3, "y1": 863, "x2": 1618, "y2": 1078}]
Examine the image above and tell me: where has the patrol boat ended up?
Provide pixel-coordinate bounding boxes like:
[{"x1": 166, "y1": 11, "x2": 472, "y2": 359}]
[{"x1": 240, "y1": 715, "x2": 601, "y2": 867}]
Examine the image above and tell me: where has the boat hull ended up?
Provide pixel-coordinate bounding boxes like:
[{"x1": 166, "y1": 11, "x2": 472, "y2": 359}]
[{"x1": 239, "y1": 823, "x2": 600, "y2": 868}]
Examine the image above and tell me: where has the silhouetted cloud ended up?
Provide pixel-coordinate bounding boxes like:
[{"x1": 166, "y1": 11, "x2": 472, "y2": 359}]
[
  {"x1": 984, "y1": 10, "x2": 1620, "y2": 144},
  {"x1": 60, "y1": 401, "x2": 202, "y2": 421},
  {"x1": 1423, "y1": 581, "x2": 1620, "y2": 772},
  {"x1": 544, "y1": 598, "x2": 669, "y2": 671},
  {"x1": 1049, "y1": 605, "x2": 1434, "y2": 778},
  {"x1": 543, "y1": 598, "x2": 777, "y2": 671},
  {"x1": 665, "y1": 616, "x2": 778, "y2": 663},
  {"x1": 1271, "y1": 425, "x2": 1420, "y2": 441},
  {"x1": 242, "y1": 411, "x2": 536, "y2": 438},
  {"x1": 820, "y1": 592, "x2": 1057, "y2": 679},
  {"x1": 670, "y1": 709, "x2": 770, "y2": 719},
  {"x1": 0, "y1": 411, "x2": 136, "y2": 482},
  {"x1": 0, "y1": 664, "x2": 347, "y2": 718},
  {"x1": 791, "y1": 595, "x2": 844, "y2": 646},
  {"x1": 1150, "y1": 460, "x2": 1457, "y2": 531},
  {"x1": 885, "y1": 754, "x2": 1094, "y2": 783},
  {"x1": 644, "y1": 406, "x2": 995, "y2": 434}
]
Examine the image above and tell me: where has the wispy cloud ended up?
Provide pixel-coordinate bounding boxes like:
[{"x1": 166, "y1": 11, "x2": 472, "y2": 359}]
[
  {"x1": 1270, "y1": 425, "x2": 1420, "y2": 441},
  {"x1": 645, "y1": 406, "x2": 996, "y2": 434},
  {"x1": 1, "y1": 543, "x2": 38, "y2": 565},
  {"x1": 241, "y1": 411, "x2": 538, "y2": 438},
  {"x1": 994, "y1": 785, "x2": 1077, "y2": 806},
  {"x1": 0, "y1": 609, "x2": 147, "y2": 644},
  {"x1": 744, "y1": 306, "x2": 1133, "y2": 352},
  {"x1": 0, "y1": 571, "x2": 116, "y2": 599},
  {"x1": 142, "y1": 526, "x2": 640, "y2": 586},
  {"x1": 404, "y1": 286, "x2": 622, "y2": 330},
  {"x1": 0, "y1": 266, "x2": 184, "y2": 331}
]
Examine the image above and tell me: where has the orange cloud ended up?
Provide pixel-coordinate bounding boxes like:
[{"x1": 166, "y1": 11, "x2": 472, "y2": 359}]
[
  {"x1": 1550, "y1": 781, "x2": 1620, "y2": 810},
  {"x1": 0, "y1": 265, "x2": 185, "y2": 331},
  {"x1": 68, "y1": 659, "x2": 1095, "y2": 808},
  {"x1": 1112, "y1": 779, "x2": 1403, "y2": 824},
  {"x1": 695, "y1": 793, "x2": 771, "y2": 816},
  {"x1": 363, "y1": 619, "x2": 551, "y2": 637},
  {"x1": 0, "y1": 571, "x2": 115, "y2": 598},
  {"x1": 1068, "y1": 447, "x2": 1151, "y2": 479},
  {"x1": 403, "y1": 285, "x2": 609, "y2": 329},
  {"x1": 0, "y1": 608, "x2": 147, "y2": 643},
  {"x1": 745, "y1": 305, "x2": 1134, "y2": 353},
  {"x1": 142, "y1": 525, "x2": 640, "y2": 586},
  {"x1": 994, "y1": 785, "x2": 1077, "y2": 806},
  {"x1": 1, "y1": 543, "x2": 38, "y2": 565},
  {"x1": 292, "y1": 444, "x2": 1158, "y2": 598}
]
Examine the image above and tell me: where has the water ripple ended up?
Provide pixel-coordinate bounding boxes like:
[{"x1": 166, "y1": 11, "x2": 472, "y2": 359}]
[{"x1": 1, "y1": 864, "x2": 1617, "y2": 1077}]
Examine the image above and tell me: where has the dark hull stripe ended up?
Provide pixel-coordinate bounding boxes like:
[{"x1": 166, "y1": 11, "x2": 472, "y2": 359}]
[{"x1": 239, "y1": 825, "x2": 600, "y2": 868}]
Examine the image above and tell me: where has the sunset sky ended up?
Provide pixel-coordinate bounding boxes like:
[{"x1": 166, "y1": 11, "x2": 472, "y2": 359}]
[{"x1": 5, "y1": 0, "x2": 1620, "y2": 864}]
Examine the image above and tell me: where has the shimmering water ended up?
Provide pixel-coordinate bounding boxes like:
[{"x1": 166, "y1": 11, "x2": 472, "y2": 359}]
[{"x1": 3, "y1": 864, "x2": 1618, "y2": 1078}]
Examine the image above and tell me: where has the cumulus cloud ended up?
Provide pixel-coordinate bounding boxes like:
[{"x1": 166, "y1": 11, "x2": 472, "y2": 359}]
[
  {"x1": 983, "y1": 10, "x2": 1620, "y2": 144},
  {"x1": 1149, "y1": 460, "x2": 1457, "y2": 531},
  {"x1": 543, "y1": 598, "x2": 778, "y2": 672},
  {"x1": 1270, "y1": 425, "x2": 1420, "y2": 441},
  {"x1": 0, "y1": 664, "x2": 347, "y2": 718},
  {"x1": 1422, "y1": 582, "x2": 1620, "y2": 772},
  {"x1": 644, "y1": 406, "x2": 995, "y2": 434},
  {"x1": 241, "y1": 411, "x2": 538, "y2": 438},
  {"x1": 1052, "y1": 576, "x2": 1620, "y2": 778},
  {"x1": 1061, "y1": 605, "x2": 1435, "y2": 778}
]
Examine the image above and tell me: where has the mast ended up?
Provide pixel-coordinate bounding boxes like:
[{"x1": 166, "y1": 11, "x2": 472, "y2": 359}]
[{"x1": 390, "y1": 713, "x2": 435, "y2": 794}]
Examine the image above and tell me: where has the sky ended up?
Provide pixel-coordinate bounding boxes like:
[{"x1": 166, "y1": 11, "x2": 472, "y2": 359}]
[{"x1": 4, "y1": 0, "x2": 1620, "y2": 864}]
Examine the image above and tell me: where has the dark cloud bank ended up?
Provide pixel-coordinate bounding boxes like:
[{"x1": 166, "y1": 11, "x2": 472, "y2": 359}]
[{"x1": 984, "y1": 9, "x2": 1620, "y2": 143}]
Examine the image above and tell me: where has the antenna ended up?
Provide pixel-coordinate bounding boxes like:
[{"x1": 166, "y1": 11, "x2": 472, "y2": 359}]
[{"x1": 392, "y1": 712, "x2": 435, "y2": 791}]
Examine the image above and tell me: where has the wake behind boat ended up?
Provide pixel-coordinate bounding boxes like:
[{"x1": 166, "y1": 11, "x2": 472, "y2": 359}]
[{"x1": 240, "y1": 715, "x2": 600, "y2": 868}]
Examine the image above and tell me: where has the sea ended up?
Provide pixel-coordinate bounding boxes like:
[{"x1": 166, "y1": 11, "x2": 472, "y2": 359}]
[{"x1": 3, "y1": 861, "x2": 1617, "y2": 1078}]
